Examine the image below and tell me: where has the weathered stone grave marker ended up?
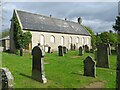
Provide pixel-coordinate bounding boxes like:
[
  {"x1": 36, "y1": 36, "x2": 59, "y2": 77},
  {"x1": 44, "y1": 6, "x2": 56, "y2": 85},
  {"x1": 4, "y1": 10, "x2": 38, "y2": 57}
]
[
  {"x1": 116, "y1": 44, "x2": 120, "y2": 90},
  {"x1": 63, "y1": 46, "x2": 67, "y2": 54},
  {"x1": 79, "y1": 46, "x2": 84, "y2": 56},
  {"x1": 74, "y1": 44, "x2": 76, "y2": 50},
  {"x1": 70, "y1": 44, "x2": 74, "y2": 50},
  {"x1": 83, "y1": 56, "x2": 96, "y2": 77},
  {"x1": 108, "y1": 43, "x2": 111, "y2": 55},
  {"x1": 58, "y1": 46, "x2": 64, "y2": 56},
  {"x1": 96, "y1": 43, "x2": 110, "y2": 68},
  {"x1": 20, "y1": 48, "x2": 23, "y2": 56},
  {"x1": 0, "y1": 68, "x2": 14, "y2": 89},
  {"x1": 82, "y1": 45, "x2": 85, "y2": 50},
  {"x1": 85, "y1": 45, "x2": 89, "y2": 53},
  {"x1": 48, "y1": 46, "x2": 51, "y2": 53},
  {"x1": 32, "y1": 45, "x2": 47, "y2": 83}
]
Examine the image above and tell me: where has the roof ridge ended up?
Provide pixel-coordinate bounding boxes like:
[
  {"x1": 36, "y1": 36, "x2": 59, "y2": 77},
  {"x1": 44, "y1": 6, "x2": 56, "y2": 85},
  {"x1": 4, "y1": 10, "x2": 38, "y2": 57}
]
[
  {"x1": 16, "y1": 9, "x2": 90, "y2": 36},
  {"x1": 16, "y1": 9, "x2": 79, "y2": 24}
]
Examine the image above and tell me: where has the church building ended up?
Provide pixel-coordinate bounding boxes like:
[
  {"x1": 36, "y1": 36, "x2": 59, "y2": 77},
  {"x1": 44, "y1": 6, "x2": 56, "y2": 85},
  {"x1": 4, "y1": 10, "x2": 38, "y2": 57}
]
[{"x1": 10, "y1": 9, "x2": 91, "y2": 52}]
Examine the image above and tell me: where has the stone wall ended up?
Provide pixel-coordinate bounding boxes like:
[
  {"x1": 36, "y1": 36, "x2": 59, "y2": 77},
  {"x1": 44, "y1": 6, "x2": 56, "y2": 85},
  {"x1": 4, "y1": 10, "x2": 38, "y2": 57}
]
[{"x1": 30, "y1": 31, "x2": 91, "y2": 51}]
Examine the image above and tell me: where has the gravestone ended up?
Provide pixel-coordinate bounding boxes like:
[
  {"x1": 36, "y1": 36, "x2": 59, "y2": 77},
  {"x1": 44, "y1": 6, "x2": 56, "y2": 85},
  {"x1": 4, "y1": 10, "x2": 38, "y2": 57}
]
[
  {"x1": 70, "y1": 44, "x2": 72, "y2": 50},
  {"x1": 82, "y1": 45, "x2": 85, "y2": 50},
  {"x1": 116, "y1": 44, "x2": 120, "y2": 90},
  {"x1": 108, "y1": 44, "x2": 111, "y2": 55},
  {"x1": 79, "y1": 46, "x2": 84, "y2": 56},
  {"x1": 0, "y1": 68, "x2": 14, "y2": 89},
  {"x1": 85, "y1": 45, "x2": 89, "y2": 53},
  {"x1": 48, "y1": 46, "x2": 51, "y2": 53},
  {"x1": 83, "y1": 56, "x2": 96, "y2": 77},
  {"x1": 74, "y1": 44, "x2": 76, "y2": 50},
  {"x1": 20, "y1": 48, "x2": 23, "y2": 56},
  {"x1": 58, "y1": 46, "x2": 64, "y2": 56},
  {"x1": 32, "y1": 45, "x2": 47, "y2": 83},
  {"x1": 96, "y1": 43, "x2": 110, "y2": 68},
  {"x1": 63, "y1": 46, "x2": 67, "y2": 54},
  {"x1": 70, "y1": 44, "x2": 74, "y2": 50},
  {"x1": 90, "y1": 48, "x2": 94, "y2": 53}
]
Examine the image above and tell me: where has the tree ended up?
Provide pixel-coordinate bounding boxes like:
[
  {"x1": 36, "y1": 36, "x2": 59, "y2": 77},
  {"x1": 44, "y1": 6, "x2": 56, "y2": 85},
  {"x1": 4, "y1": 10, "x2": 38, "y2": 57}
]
[
  {"x1": 113, "y1": 15, "x2": 120, "y2": 90},
  {"x1": 13, "y1": 10, "x2": 32, "y2": 50},
  {"x1": 113, "y1": 16, "x2": 120, "y2": 32},
  {"x1": 2, "y1": 29, "x2": 9, "y2": 38},
  {"x1": 22, "y1": 32, "x2": 32, "y2": 49},
  {"x1": 99, "y1": 31, "x2": 118, "y2": 46},
  {"x1": 95, "y1": 34, "x2": 102, "y2": 45},
  {"x1": 99, "y1": 32, "x2": 109, "y2": 43},
  {"x1": 84, "y1": 26, "x2": 96, "y2": 49},
  {"x1": 113, "y1": 16, "x2": 120, "y2": 44}
]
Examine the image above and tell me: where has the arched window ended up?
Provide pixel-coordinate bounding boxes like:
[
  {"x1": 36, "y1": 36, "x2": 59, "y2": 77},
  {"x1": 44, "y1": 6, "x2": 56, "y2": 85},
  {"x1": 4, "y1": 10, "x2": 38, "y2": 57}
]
[
  {"x1": 69, "y1": 37, "x2": 72, "y2": 43},
  {"x1": 61, "y1": 36, "x2": 64, "y2": 45},
  {"x1": 87, "y1": 37, "x2": 91, "y2": 45},
  {"x1": 76, "y1": 37, "x2": 79, "y2": 43},
  {"x1": 82, "y1": 37, "x2": 85, "y2": 45},
  {"x1": 50, "y1": 35, "x2": 55, "y2": 43},
  {"x1": 40, "y1": 35, "x2": 45, "y2": 45},
  {"x1": 87, "y1": 38, "x2": 89, "y2": 45}
]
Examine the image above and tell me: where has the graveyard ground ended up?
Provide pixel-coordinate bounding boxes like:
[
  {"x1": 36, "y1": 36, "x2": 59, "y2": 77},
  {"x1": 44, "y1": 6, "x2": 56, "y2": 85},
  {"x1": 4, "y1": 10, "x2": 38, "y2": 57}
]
[{"x1": 2, "y1": 51, "x2": 116, "y2": 88}]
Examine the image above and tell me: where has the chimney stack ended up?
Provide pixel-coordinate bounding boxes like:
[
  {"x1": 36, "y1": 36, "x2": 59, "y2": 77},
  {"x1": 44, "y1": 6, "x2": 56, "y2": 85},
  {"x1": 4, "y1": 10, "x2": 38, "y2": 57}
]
[
  {"x1": 78, "y1": 17, "x2": 82, "y2": 24},
  {"x1": 50, "y1": 15, "x2": 52, "y2": 17}
]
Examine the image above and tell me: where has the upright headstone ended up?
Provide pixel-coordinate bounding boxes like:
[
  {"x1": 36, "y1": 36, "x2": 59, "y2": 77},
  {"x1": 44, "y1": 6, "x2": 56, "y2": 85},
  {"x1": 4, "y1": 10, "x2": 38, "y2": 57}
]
[
  {"x1": 32, "y1": 45, "x2": 47, "y2": 83},
  {"x1": 48, "y1": 46, "x2": 51, "y2": 53},
  {"x1": 85, "y1": 45, "x2": 89, "y2": 53},
  {"x1": 63, "y1": 46, "x2": 67, "y2": 54},
  {"x1": 0, "y1": 68, "x2": 14, "y2": 89},
  {"x1": 58, "y1": 46, "x2": 64, "y2": 56},
  {"x1": 74, "y1": 44, "x2": 76, "y2": 50},
  {"x1": 82, "y1": 45, "x2": 85, "y2": 50},
  {"x1": 70, "y1": 44, "x2": 74, "y2": 50},
  {"x1": 79, "y1": 46, "x2": 84, "y2": 56},
  {"x1": 20, "y1": 48, "x2": 23, "y2": 56},
  {"x1": 83, "y1": 56, "x2": 96, "y2": 77},
  {"x1": 96, "y1": 43, "x2": 110, "y2": 68},
  {"x1": 116, "y1": 44, "x2": 120, "y2": 90},
  {"x1": 108, "y1": 43, "x2": 111, "y2": 55},
  {"x1": 90, "y1": 48, "x2": 94, "y2": 53}
]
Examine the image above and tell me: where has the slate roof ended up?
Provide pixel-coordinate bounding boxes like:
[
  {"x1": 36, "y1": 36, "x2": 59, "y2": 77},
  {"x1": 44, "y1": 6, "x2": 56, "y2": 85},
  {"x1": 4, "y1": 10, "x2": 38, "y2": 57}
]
[{"x1": 16, "y1": 10, "x2": 90, "y2": 36}]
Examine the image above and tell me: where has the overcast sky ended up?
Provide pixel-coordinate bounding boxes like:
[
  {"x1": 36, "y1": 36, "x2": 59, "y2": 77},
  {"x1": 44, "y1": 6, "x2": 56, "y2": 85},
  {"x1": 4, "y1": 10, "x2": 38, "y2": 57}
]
[{"x1": 2, "y1": 2, "x2": 118, "y2": 33}]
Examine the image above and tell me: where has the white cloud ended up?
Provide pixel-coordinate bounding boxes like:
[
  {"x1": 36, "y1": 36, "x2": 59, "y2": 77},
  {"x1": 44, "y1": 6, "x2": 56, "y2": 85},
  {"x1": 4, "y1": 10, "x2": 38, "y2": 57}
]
[
  {"x1": 1, "y1": 2, "x2": 118, "y2": 33},
  {"x1": 82, "y1": 19, "x2": 115, "y2": 33}
]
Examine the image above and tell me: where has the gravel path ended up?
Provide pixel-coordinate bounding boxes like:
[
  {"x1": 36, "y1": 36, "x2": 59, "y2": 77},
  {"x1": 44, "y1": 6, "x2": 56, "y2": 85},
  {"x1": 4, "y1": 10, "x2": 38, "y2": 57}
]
[{"x1": 85, "y1": 82, "x2": 104, "y2": 88}]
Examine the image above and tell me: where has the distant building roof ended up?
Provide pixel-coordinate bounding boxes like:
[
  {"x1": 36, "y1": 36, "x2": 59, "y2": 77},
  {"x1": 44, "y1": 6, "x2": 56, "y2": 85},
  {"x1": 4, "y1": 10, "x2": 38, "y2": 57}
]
[
  {"x1": 0, "y1": 36, "x2": 10, "y2": 41},
  {"x1": 16, "y1": 10, "x2": 90, "y2": 36}
]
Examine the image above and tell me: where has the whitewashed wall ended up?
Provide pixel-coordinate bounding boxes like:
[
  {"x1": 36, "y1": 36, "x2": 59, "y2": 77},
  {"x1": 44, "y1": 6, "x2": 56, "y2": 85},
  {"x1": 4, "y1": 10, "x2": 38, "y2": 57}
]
[{"x1": 28, "y1": 30, "x2": 91, "y2": 51}]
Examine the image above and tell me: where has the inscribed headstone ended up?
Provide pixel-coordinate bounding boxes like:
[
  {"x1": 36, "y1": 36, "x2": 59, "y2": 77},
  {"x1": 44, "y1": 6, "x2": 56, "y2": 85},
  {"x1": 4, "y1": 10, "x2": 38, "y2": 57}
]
[
  {"x1": 96, "y1": 43, "x2": 110, "y2": 68},
  {"x1": 83, "y1": 56, "x2": 96, "y2": 77},
  {"x1": 32, "y1": 45, "x2": 47, "y2": 83},
  {"x1": 58, "y1": 46, "x2": 64, "y2": 56}
]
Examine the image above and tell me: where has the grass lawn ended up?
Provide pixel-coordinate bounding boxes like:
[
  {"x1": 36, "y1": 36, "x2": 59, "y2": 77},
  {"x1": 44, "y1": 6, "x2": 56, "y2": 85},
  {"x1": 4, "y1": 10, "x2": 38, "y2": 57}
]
[{"x1": 2, "y1": 50, "x2": 117, "y2": 88}]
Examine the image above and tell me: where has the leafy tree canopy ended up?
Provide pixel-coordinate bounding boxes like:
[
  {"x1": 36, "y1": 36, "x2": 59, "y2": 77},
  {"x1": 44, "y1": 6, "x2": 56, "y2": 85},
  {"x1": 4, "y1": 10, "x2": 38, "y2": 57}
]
[
  {"x1": 84, "y1": 26, "x2": 96, "y2": 49},
  {"x1": 2, "y1": 29, "x2": 9, "y2": 38},
  {"x1": 113, "y1": 16, "x2": 120, "y2": 43}
]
